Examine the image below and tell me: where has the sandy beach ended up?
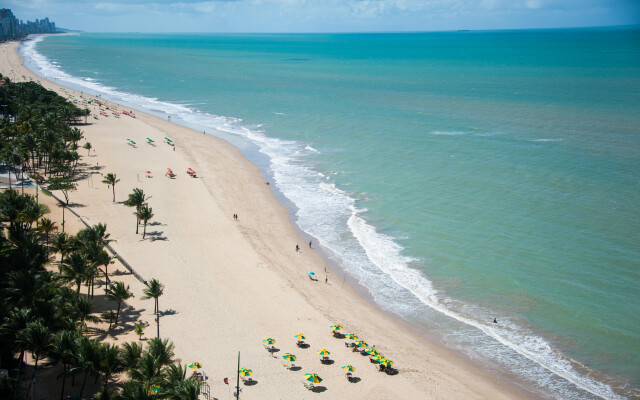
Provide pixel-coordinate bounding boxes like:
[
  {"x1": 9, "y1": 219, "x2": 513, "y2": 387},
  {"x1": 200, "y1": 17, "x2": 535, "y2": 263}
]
[{"x1": 1, "y1": 38, "x2": 532, "y2": 399}]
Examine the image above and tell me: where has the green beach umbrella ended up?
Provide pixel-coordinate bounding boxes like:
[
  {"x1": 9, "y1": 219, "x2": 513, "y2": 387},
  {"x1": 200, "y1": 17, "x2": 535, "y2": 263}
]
[
  {"x1": 294, "y1": 333, "x2": 306, "y2": 340},
  {"x1": 379, "y1": 359, "x2": 394, "y2": 367},
  {"x1": 316, "y1": 349, "x2": 330, "y2": 356},
  {"x1": 341, "y1": 365, "x2": 356, "y2": 372},
  {"x1": 282, "y1": 353, "x2": 297, "y2": 362},
  {"x1": 238, "y1": 368, "x2": 253, "y2": 376},
  {"x1": 345, "y1": 333, "x2": 358, "y2": 340},
  {"x1": 304, "y1": 373, "x2": 323, "y2": 383},
  {"x1": 330, "y1": 324, "x2": 343, "y2": 331},
  {"x1": 187, "y1": 362, "x2": 202, "y2": 369},
  {"x1": 263, "y1": 337, "x2": 276, "y2": 345},
  {"x1": 147, "y1": 385, "x2": 161, "y2": 395},
  {"x1": 354, "y1": 340, "x2": 368, "y2": 347},
  {"x1": 146, "y1": 138, "x2": 155, "y2": 143},
  {"x1": 364, "y1": 348, "x2": 379, "y2": 356}
]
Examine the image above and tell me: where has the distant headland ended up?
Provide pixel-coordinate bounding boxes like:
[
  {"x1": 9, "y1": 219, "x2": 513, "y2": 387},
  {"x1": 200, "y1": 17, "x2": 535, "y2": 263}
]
[{"x1": 0, "y1": 8, "x2": 61, "y2": 42}]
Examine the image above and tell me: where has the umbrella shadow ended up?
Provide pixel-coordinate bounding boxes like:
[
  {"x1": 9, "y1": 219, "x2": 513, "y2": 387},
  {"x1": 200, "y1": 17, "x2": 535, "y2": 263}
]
[
  {"x1": 348, "y1": 376, "x2": 361, "y2": 383},
  {"x1": 243, "y1": 379, "x2": 258, "y2": 386},
  {"x1": 310, "y1": 386, "x2": 327, "y2": 393},
  {"x1": 320, "y1": 359, "x2": 335, "y2": 365},
  {"x1": 290, "y1": 366, "x2": 302, "y2": 372},
  {"x1": 144, "y1": 231, "x2": 168, "y2": 241},
  {"x1": 269, "y1": 347, "x2": 281, "y2": 355}
]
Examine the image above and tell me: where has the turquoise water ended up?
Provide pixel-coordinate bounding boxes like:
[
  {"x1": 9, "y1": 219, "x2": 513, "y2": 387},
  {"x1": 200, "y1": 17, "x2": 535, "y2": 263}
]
[{"x1": 24, "y1": 29, "x2": 640, "y2": 399}]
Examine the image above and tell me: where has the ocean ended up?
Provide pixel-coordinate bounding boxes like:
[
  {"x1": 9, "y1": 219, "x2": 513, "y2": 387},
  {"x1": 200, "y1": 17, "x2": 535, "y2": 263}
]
[{"x1": 22, "y1": 28, "x2": 640, "y2": 399}]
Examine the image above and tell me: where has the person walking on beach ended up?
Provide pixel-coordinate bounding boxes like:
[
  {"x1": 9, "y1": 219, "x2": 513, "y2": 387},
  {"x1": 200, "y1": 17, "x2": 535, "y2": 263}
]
[
  {"x1": 296, "y1": 244, "x2": 300, "y2": 252},
  {"x1": 325, "y1": 275, "x2": 328, "y2": 284},
  {"x1": 309, "y1": 240, "x2": 312, "y2": 248}
]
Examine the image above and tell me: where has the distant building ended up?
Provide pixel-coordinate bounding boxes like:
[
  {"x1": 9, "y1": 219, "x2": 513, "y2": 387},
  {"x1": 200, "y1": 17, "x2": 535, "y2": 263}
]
[{"x1": 1, "y1": 8, "x2": 59, "y2": 42}]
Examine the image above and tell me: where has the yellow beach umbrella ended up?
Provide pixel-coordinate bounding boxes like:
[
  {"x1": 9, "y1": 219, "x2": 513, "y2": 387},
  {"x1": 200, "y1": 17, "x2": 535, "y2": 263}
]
[
  {"x1": 341, "y1": 365, "x2": 356, "y2": 372},
  {"x1": 263, "y1": 338, "x2": 276, "y2": 345},
  {"x1": 364, "y1": 348, "x2": 379, "y2": 356},
  {"x1": 354, "y1": 340, "x2": 368, "y2": 347},
  {"x1": 317, "y1": 349, "x2": 330, "y2": 356},
  {"x1": 238, "y1": 368, "x2": 253, "y2": 376},
  {"x1": 147, "y1": 385, "x2": 161, "y2": 395},
  {"x1": 345, "y1": 333, "x2": 358, "y2": 340},
  {"x1": 187, "y1": 362, "x2": 202, "y2": 369},
  {"x1": 304, "y1": 373, "x2": 323, "y2": 383},
  {"x1": 379, "y1": 359, "x2": 394, "y2": 367},
  {"x1": 294, "y1": 333, "x2": 306, "y2": 340},
  {"x1": 282, "y1": 353, "x2": 297, "y2": 362},
  {"x1": 330, "y1": 324, "x2": 343, "y2": 331}
]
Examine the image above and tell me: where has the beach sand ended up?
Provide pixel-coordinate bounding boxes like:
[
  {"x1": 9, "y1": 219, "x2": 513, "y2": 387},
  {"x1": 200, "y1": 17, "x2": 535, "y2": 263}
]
[{"x1": 1, "y1": 39, "x2": 532, "y2": 400}]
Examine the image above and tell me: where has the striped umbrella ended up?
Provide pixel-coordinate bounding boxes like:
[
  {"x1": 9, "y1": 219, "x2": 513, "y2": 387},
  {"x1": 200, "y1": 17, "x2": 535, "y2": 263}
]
[
  {"x1": 364, "y1": 348, "x2": 379, "y2": 356},
  {"x1": 354, "y1": 340, "x2": 368, "y2": 348},
  {"x1": 341, "y1": 365, "x2": 356, "y2": 372},
  {"x1": 282, "y1": 353, "x2": 297, "y2": 362},
  {"x1": 147, "y1": 385, "x2": 161, "y2": 395},
  {"x1": 317, "y1": 349, "x2": 330, "y2": 356},
  {"x1": 263, "y1": 338, "x2": 276, "y2": 345},
  {"x1": 304, "y1": 373, "x2": 323, "y2": 383},
  {"x1": 238, "y1": 368, "x2": 253, "y2": 376},
  {"x1": 187, "y1": 362, "x2": 202, "y2": 369},
  {"x1": 345, "y1": 333, "x2": 358, "y2": 340},
  {"x1": 379, "y1": 359, "x2": 394, "y2": 367},
  {"x1": 294, "y1": 333, "x2": 306, "y2": 340},
  {"x1": 330, "y1": 324, "x2": 343, "y2": 331}
]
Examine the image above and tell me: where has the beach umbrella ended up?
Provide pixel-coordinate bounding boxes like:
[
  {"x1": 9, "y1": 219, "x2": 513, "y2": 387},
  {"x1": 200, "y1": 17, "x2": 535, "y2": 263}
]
[
  {"x1": 345, "y1": 333, "x2": 358, "y2": 340},
  {"x1": 282, "y1": 353, "x2": 297, "y2": 362},
  {"x1": 379, "y1": 359, "x2": 394, "y2": 367},
  {"x1": 354, "y1": 340, "x2": 368, "y2": 348},
  {"x1": 187, "y1": 362, "x2": 202, "y2": 370},
  {"x1": 308, "y1": 271, "x2": 315, "y2": 276},
  {"x1": 294, "y1": 333, "x2": 306, "y2": 340},
  {"x1": 263, "y1": 338, "x2": 276, "y2": 345},
  {"x1": 316, "y1": 349, "x2": 330, "y2": 356},
  {"x1": 304, "y1": 373, "x2": 323, "y2": 383},
  {"x1": 238, "y1": 368, "x2": 253, "y2": 376},
  {"x1": 341, "y1": 365, "x2": 356, "y2": 372},
  {"x1": 364, "y1": 348, "x2": 379, "y2": 356},
  {"x1": 147, "y1": 385, "x2": 161, "y2": 395},
  {"x1": 330, "y1": 324, "x2": 343, "y2": 331}
]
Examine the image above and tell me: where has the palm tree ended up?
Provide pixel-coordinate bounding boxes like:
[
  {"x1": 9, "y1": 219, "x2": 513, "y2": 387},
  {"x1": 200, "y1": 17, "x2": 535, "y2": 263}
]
[
  {"x1": 118, "y1": 380, "x2": 151, "y2": 400},
  {"x1": 120, "y1": 342, "x2": 143, "y2": 373},
  {"x1": 142, "y1": 278, "x2": 164, "y2": 338},
  {"x1": 50, "y1": 330, "x2": 79, "y2": 400},
  {"x1": 142, "y1": 278, "x2": 164, "y2": 315},
  {"x1": 36, "y1": 217, "x2": 57, "y2": 257},
  {"x1": 98, "y1": 343, "x2": 122, "y2": 392},
  {"x1": 124, "y1": 188, "x2": 149, "y2": 234},
  {"x1": 71, "y1": 337, "x2": 100, "y2": 399},
  {"x1": 101, "y1": 173, "x2": 120, "y2": 202},
  {"x1": 71, "y1": 295, "x2": 100, "y2": 331},
  {"x1": 135, "y1": 204, "x2": 154, "y2": 238},
  {"x1": 21, "y1": 320, "x2": 52, "y2": 400},
  {"x1": 165, "y1": 378, "x2": 200, "y2": 400},
  {"x1": 59, "y1": 253, "x2": 90, "y2": 295},
  {"x1": 104, "y1": 281, "x2": 133, "y2": 326},
  {"x1": 83, "y1": 142, "x2": 92, "y2": 156},
  {"x1": 51, "y1": 232, "x2": 70, "y2": 264},
  {"x1": 145, "y1": 338, "x2": 175, "y2": 376}
]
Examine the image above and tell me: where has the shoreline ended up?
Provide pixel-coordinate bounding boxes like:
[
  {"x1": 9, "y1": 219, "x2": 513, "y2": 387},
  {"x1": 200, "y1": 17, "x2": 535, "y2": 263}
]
[{"x1": 2, "y1": 38, "x2": 535, "y2": 399}]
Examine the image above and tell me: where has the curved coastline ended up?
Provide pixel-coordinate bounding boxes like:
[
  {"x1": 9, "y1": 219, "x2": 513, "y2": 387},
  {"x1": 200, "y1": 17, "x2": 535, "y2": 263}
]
[{"x1": 0, "y1": 35, "x2": 576, "y2": 398}]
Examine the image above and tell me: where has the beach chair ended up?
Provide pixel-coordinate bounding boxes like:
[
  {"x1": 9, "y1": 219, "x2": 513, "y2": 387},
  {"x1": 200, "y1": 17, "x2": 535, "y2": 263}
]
[{"x1": 302, "y1": 381, "x2": 314, "y2": 390}]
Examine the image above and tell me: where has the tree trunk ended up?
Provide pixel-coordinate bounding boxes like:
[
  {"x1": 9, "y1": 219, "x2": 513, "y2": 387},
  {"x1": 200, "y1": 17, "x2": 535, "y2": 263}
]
[
  {"x1": 79, "y1": 370, "x2": 89, "y2": 399},
  {"x1": 112, "y1": 186, "x2": 115, "y2": 202},
  {"x1": 143, "y1": 222, "x2": 147, "y2": 238},
  {"x1": 115, "y1": 303, "x2": 121, "y2": 326},
  {"x1": 59, "y1": 364, "x2": 67, "y2": 400}
]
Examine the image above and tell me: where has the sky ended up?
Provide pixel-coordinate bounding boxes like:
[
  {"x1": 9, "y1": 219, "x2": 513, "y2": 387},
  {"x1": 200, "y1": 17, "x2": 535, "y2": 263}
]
[{"x1": 6, "y1": 0, "x2": 640, "y2": 33}]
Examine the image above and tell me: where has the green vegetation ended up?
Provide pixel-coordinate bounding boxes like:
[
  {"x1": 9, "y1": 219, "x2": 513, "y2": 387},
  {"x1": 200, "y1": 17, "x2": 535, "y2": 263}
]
[{"x1": 0, "y1": 190, "x2": 196, "y2": 399}]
